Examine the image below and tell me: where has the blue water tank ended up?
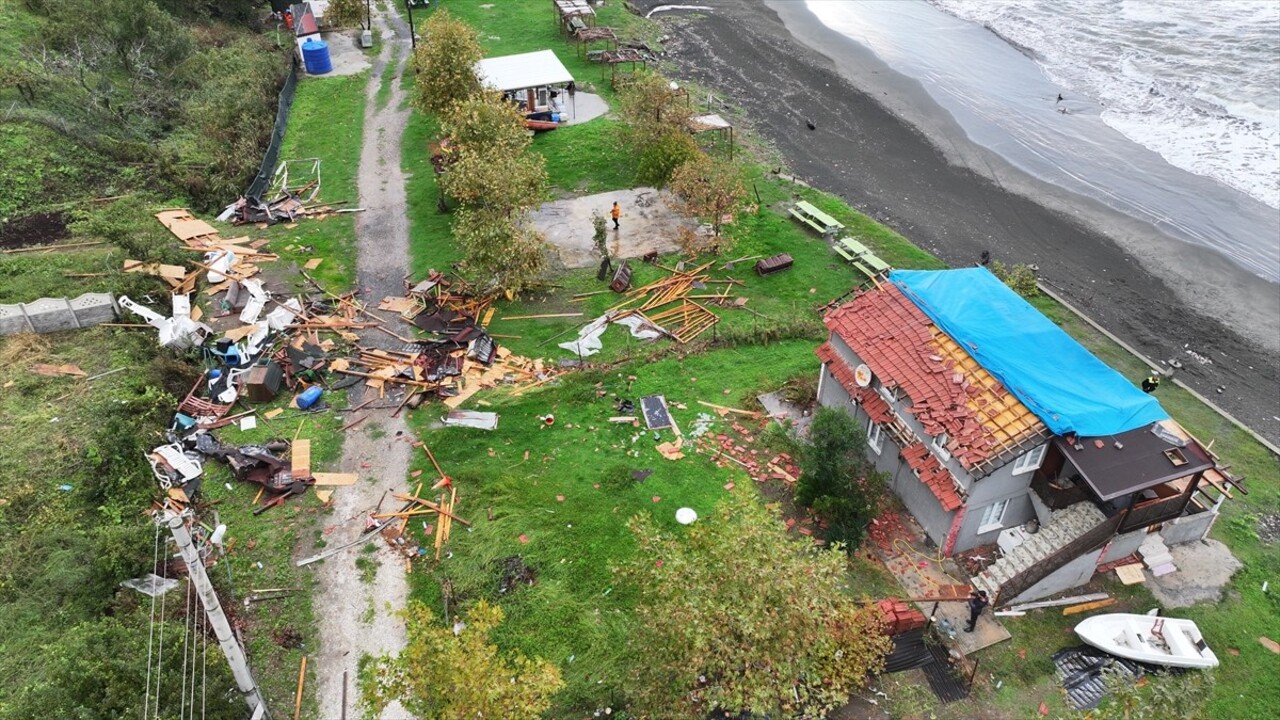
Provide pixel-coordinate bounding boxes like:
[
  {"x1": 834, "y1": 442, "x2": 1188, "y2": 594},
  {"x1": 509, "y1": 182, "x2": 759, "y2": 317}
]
[
  {"x1": 297, "y1": 385, "x2": 323, "y2": 410},
  {"x1": 301, "y1": 38, "x2": 332, "y2": 75}
]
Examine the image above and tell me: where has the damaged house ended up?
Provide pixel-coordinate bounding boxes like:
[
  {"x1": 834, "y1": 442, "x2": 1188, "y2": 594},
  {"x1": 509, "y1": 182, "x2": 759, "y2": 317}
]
[{"x1": 816, "y1": 268, "x2": 1241, "y2": 605}]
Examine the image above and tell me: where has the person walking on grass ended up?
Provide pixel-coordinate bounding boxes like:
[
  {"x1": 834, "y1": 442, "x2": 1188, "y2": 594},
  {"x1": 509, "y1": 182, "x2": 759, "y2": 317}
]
[
  {"x1": 611, "y1": 201, "x2": 621, "y2": 230},
  {"x1": 965, "y1": 589, "x2": 989, "y2": 632}
]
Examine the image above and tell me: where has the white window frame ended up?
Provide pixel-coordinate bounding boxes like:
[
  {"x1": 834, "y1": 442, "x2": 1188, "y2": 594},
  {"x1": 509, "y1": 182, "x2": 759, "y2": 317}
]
[
  {"x1": 931, "y1": 432, "x2": 952, "y2": 463},
  {"x1": 1011, "y1": 444, "x2": 1048, "y2": 475},
  {"x1": 867, "y1": 419, "x2": 884, "y2": 455},
  {"x1": 978, "y1": 498, "x2": 1011, "y2": 534}
]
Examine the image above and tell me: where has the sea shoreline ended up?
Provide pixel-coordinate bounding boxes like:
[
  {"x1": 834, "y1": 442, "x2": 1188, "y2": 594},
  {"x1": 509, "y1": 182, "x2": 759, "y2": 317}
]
[{"x1": 634, "y1": 0, "x2": 1280, "y2": 445}]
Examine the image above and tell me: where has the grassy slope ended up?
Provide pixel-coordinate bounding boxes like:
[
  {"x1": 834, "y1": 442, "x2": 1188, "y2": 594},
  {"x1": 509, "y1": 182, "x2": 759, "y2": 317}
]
[{"x1": 395, "y1": 2, "x2": 1280, "y2": 718}]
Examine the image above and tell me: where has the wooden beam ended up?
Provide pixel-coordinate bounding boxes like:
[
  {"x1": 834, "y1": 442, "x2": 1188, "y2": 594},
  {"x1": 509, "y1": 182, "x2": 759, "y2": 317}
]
[{"x1": 1062, "y1": 598, "x2": 1117, "y2": 616}]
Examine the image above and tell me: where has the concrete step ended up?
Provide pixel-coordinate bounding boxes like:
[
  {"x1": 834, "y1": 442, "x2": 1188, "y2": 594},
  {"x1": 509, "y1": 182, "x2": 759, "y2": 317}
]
[
  {"x1": 1151, "y1": 562, "x2": 1178, "y2": 577},
  {"x1": 1143, "y1": 553, "x2": 1174, "y2": 569}
]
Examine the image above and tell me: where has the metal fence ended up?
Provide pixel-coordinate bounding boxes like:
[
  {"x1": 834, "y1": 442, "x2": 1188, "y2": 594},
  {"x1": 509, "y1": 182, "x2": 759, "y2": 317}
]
[{"x1": 246, "y1": 55, "x2": 301, "y2": 201}]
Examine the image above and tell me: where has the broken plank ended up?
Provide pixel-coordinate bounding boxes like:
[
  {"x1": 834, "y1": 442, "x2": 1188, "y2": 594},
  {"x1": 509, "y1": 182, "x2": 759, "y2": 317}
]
[
  {"x1": 291, "y1": 439, "x2": 311, "y2": 478},
  {"x1": 1062, "y1": 598, "x2": 1117, "y2": 616},
  {"x1": 498, "y1": 313, "x2": 583, "y2": 320},
  {"x1": 311, "y1": 472, "x2": 358, "y2": 486}
]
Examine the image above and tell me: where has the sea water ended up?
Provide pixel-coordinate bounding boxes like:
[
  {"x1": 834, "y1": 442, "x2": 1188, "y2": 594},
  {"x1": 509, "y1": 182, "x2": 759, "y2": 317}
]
[{"x1": 804, "y1": 0, "x2": 1280, "y2": 282}]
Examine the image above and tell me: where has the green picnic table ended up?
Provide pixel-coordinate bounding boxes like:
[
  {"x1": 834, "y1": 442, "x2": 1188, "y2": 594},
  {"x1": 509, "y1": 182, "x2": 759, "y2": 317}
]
[
  {"x1": 833, "y1": 236, "x2": 891, "y2": 279},
  {"x1": 790, "y1": 200, "x2": 844, "y2": 236}
]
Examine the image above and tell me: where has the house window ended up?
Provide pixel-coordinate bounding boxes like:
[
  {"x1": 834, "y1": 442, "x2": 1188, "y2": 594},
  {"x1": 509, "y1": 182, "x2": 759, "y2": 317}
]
[
  {"x1": 931, "y1": 432, "x2": 951, "y2": 463},
  {"x1": 978, "y1": 498, "x2": 1010, "y2": 534},
  {"x1": 867, "y1": 420, "x2": 884, "y2": 455},
  {"x1": 1012, "y1": 444, "x2": 1048, "y2": 475}
]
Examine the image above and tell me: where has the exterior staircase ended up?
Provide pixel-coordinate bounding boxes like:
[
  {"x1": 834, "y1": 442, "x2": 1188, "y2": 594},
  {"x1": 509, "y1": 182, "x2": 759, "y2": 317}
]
[{"x1": 971, "y1": 501, "x2": 1108, "y2": 600}]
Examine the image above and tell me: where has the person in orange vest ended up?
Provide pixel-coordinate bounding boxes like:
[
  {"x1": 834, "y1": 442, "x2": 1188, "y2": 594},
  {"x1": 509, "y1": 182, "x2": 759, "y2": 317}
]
[
  {"x1": 284, "y1": 9, "x2": 294, "y2": 30},
  {"x1": 611, "y1": 201, "x2": 621, "y2": 230}
]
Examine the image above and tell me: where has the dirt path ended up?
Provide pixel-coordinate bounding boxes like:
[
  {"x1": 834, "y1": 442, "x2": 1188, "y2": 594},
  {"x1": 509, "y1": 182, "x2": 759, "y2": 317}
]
[{"x1": 311, "y1": 5, "x2": 416, "y2": 719}]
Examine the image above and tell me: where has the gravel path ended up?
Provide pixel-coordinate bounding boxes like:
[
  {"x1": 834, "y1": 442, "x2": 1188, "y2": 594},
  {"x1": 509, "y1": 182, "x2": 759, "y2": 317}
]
[{"x1": 310, "y1": 5, "x2": 416, "y2": 718}]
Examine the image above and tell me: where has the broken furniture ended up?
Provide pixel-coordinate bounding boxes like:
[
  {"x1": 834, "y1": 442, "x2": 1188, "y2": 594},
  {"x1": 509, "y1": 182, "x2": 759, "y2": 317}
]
[
  {"x1": 609, "y1": 261, "x2": 632, "y2": 292},
  {"x1": 754, "y1": 253, "x2": 794, "y2": 276},
  {"x1": 790, "y1": 200, "x2": 844, "y2": 237}
]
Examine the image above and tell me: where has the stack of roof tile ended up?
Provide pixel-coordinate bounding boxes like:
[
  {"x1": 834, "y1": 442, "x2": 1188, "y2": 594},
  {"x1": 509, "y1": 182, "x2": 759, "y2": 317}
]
[
  {"x1": 876, "y1": 599, "x2": 928, "y2": 636},
  {"x1": 902, "y1": 443, "x2": 963, "y2": 511}
]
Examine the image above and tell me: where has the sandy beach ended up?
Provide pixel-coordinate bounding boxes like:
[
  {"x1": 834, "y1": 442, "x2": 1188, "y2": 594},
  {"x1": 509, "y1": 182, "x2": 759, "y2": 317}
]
[{"x1": 635, "y1": 0, "x2": 1280, "y2": 446}]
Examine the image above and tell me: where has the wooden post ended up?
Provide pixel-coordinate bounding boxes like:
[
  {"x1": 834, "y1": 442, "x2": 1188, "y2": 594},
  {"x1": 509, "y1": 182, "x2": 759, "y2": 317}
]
[
  {"x1": 293, "y1": 655, "x2": 307, "y2": 720},
  {"x1": 341, "y1": 670, "x2": 348, "y2": 720},
  {"x1": 967, "y1": 657, "x2": 981, "y2": 689}
]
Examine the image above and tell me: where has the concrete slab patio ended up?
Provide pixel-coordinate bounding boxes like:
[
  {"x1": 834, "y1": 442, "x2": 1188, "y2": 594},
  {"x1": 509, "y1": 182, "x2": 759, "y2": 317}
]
[{"x1": 530, "y1": 187, "x2": 696, "y2": 268}]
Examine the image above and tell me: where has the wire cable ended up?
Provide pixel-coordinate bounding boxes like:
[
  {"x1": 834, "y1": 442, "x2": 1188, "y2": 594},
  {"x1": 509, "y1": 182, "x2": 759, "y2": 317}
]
[{"x1": 142, "y1": 520, "x2": 161, "y2": 720}]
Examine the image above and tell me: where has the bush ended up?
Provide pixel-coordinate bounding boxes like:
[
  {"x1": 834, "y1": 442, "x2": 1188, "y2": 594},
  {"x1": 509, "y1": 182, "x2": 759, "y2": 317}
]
[
  {"x1": 990, "y1": 260, "x2": 1039, "y2": 299},
  {"x1": 796, "y1": 407, "x2": 884, "y2": 548}
]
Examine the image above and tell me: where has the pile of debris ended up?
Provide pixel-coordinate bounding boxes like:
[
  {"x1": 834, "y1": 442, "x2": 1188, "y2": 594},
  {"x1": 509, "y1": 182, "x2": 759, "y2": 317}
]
[
  {"x1": 219, "y1": 159, "x2": 358, "y2": 226},
  {"x1": 330, "y1": 270, "x2": 556, "y2": 409}
]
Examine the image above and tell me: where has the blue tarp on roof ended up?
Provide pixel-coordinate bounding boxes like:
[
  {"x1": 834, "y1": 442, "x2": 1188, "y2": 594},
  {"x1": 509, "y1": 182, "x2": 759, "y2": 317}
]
[{"x1": 890, "y1": 268, "x2": 1168, "y2": 437}]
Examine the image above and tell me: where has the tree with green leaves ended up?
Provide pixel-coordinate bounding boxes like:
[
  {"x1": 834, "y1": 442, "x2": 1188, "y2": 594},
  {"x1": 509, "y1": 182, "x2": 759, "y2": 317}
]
[
  {"x1": 411, "y1": 8, "x2": 484, "y2": 116},
  {"x1": 361, "y1": 600, "x2": 564, "y2": 719},
  {"x1": 616, "y1": 71, "x2": 701, "y2": 185},
  {"x1": 615, "y1": 489, "x2": 891, "y2": 718},
  {"x1": 796, "y1": 406, "x2": 885, "y2": 549},
  {"x1": 324, "y1": 0, "x2": 366, "y2": 28},
  {"x1": 668, "y1": 152, "x2": 748, "y2": 253},
  {"x1": 438, "y1": 92, "x2": 549, "y2": 294}
]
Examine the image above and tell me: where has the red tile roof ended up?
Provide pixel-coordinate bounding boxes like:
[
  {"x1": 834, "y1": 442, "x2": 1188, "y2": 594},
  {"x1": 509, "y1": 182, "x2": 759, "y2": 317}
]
[
  {"x1": 820, "y1": 286, "x2": 1046, "y2": 471},
  {"x1": 902, "y1": 443, "x2": 963, "y2": 511},
  {"x1": 817, "y1": 342, "x2": 893, "y2": 422}
]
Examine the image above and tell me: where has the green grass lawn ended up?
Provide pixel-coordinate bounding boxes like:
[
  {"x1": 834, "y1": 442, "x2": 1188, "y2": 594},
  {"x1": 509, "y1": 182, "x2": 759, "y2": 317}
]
[
  {"x1": 250, "y1": 72, "x2": 369, "y2": 290},
  {"x1": 394, "y1": 2, "x2": 1280, "y2": 717}
]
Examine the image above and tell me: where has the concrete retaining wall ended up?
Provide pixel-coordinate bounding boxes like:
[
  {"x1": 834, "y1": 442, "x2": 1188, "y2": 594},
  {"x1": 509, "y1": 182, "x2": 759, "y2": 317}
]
[{"x1": 0, "y1": 293, "x2": 117, "y2": 336}]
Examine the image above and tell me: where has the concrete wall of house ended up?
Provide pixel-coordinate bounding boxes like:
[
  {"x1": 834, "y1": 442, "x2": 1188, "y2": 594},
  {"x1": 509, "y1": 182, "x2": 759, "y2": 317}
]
[
  {"x1": 818, "y1": 335, "x2": 958, "y2": 549},
  {"x1": 1098, "y1": 527, "x2": 1149, "y2": 565},
  {"x1": 1009, "y1": 546, "x2": 1105, "y2": 604},
  {"x1": 1160, "y1": 509, "x2": 1219, "y2": 546},
  {"x1": 825, "y1": 334, "x2": 1053, "y2": 554}
]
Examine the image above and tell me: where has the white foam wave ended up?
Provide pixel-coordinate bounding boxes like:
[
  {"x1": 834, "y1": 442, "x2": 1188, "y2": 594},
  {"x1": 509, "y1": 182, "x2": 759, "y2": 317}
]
[{"x1": 930, "y1": 0, "x2": 1280, "y2": 209}]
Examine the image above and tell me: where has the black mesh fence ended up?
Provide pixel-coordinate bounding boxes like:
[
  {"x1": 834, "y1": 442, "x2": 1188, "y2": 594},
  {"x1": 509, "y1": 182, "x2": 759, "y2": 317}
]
[{"x1": 246, "y1": 54, "x2": 301, "y2": 201}]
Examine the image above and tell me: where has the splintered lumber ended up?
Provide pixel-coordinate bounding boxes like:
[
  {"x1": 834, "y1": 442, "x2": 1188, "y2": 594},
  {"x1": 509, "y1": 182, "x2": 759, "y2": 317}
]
[
  {"x1": 291, "y1": 439, "x2": 311, "y2": 478},
  {"x1": 1006, "y1": 593, "x2": 1109, "y2": 613},
  {"x1": 499, "y1": 312, "x2": 584, "y2": 321},
  {"x1": 311, "y1": 472, "x2": 358, "y2": 486},
  {"x1": 293, "y1": 656, "x2": 307, "y2": 720},
  {"x1": 392, "y1": 492, "x2": 470, "y2": 527},
  {"x1": 1062, "y1": 598, "x2": 1117, "y2": 616},
  {"x1": 333, "y1": 368, "x2": 437, "y2": 388},
  {"x1": 696, "y1": 400, "x2": 763, "y2": 417}
]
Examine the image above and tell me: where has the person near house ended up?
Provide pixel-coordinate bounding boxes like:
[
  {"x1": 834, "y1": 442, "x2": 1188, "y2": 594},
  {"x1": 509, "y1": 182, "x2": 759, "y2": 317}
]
[
  {"x1": 611, "y1": 202, "x2": 621, "y2": 229},
  {"x1": 964, "y1": 589, "x2": 989, "y2": 632},
  {"x1": 1142, "y1": 374, "x2": 1161, "y2": 393}
]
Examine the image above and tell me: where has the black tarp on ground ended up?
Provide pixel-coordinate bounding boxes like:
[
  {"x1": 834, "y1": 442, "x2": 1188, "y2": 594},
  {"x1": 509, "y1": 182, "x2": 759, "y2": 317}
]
[
  {"x1": 884, "y1": 628, "x2": 933, "y2": 673},
  {"x1": 1052, "y1": 645, "x2": 1185, "y2": 710},
  {"x1": 921, "y1": 641, "x2": 971, "y2": 703}
]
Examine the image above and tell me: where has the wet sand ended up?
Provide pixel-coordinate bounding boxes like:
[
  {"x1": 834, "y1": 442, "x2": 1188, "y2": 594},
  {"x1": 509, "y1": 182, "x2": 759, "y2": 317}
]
[{"x1": 636, "y1": 0, "x2": 1280, "y2": 445}]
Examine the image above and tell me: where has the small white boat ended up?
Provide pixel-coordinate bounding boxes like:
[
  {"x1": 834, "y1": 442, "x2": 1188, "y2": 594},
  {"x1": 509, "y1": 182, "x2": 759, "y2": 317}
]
[{"x1": 1074, "y1": 613, "x2": 1218, "y2": 669}]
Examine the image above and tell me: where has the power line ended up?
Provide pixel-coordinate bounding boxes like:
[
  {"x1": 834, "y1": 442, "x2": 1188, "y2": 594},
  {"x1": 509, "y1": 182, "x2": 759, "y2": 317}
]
[{"x1": 143, "y1": 521, "x2": 161, "y2": 720}]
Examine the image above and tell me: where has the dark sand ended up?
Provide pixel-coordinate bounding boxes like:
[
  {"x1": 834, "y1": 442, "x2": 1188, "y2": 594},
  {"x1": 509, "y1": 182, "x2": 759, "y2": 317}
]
[{"x1": 636, "y1": 0, "x2": 1280, "y2": 446}]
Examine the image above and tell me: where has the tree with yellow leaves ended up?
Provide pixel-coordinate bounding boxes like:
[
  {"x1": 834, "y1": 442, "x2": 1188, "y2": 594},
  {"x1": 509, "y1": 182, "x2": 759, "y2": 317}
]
[{"x1": 360, "y1": 599, "x2": 564, "y2": 719}]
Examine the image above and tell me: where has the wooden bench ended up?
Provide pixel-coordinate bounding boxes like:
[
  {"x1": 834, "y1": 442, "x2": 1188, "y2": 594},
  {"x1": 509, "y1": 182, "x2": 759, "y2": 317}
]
[
  {"x1": 567, "y1": 16, "x2": 587, "y2": 34},
  {"x1": 789, "y1": 200, "x2": 844, "y2": 237}
]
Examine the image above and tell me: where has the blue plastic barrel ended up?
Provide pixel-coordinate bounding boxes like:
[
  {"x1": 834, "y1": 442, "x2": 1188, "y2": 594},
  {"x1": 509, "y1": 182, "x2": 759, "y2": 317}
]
[
  {"x1": 297, "y1": 385, "x2": 323, "y2": 409},
  {"x1": 301, "y1": 39, "x2": 332, "y2": 75}
]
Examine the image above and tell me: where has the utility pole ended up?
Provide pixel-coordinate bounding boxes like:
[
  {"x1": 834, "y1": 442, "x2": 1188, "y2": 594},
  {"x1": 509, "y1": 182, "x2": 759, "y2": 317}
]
[{"x1": 166, "y1": 513, "x2": 270, "y2": 719}]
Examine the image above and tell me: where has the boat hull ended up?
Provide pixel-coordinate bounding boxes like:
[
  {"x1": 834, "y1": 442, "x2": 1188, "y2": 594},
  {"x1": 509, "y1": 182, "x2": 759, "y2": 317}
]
[{"x1": 1075, "y1": 613, "x2": 1218, "y2": 669}]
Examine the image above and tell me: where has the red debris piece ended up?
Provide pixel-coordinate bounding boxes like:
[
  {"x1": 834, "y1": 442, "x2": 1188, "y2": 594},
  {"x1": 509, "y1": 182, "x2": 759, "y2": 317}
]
[{"x1": 518, "y1": 534, "x2": 529, "y2": 544}]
